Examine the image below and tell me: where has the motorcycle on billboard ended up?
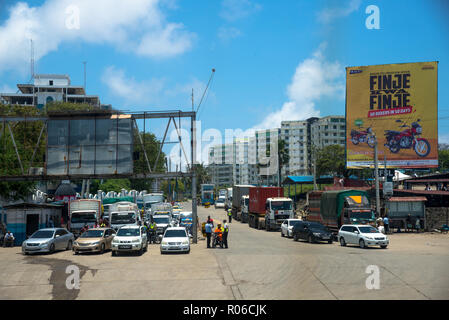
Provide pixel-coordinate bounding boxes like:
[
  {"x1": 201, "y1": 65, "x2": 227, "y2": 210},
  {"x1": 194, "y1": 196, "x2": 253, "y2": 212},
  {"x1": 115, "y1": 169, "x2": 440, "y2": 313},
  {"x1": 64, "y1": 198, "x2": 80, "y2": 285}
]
[
  {"x1": 384, "y1": 119, "x2": 430, "y2": 157},
  {"x1": 350, "y1": 126, "x2": 376, "y2": 148}
]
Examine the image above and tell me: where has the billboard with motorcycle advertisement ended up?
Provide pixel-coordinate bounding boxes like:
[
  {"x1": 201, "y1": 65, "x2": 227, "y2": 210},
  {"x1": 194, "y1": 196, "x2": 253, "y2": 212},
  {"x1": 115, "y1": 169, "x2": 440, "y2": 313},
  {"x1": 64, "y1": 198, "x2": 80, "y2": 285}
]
[{"x1": 346, "y1": 61, "x2": 438, "y2": 169}]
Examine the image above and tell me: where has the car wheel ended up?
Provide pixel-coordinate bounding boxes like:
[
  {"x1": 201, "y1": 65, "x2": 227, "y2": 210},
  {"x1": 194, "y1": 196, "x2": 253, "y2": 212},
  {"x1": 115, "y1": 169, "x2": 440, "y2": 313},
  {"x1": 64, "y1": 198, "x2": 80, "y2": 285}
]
[
  {"x1": 308, "y1": 235, "x2": 313, "y2": 244},
  {"x1": 49, "y1": 243, "x2": 55, "y2": 253},
  {"x1": 340, "y1": 237, "x2": 346, "y2": 246},
  {"x1": 293, "y1": 233, "x2": 299, "y2": 241},
  {"x1": 380, "y1": 245, "x2": 388, "y2": 249},
  {"x1": 100, "y1": 243, "x2": 105, "y2": 254},
  {"x1": 185, "y1": 248, "x2": 190, "y2": 254},
  {"x1": 23, "y1": 252, "x2": 29, "y2": 255},
  {"x1": 359, "y1": 239, "x2": 366, "y2": 249}
]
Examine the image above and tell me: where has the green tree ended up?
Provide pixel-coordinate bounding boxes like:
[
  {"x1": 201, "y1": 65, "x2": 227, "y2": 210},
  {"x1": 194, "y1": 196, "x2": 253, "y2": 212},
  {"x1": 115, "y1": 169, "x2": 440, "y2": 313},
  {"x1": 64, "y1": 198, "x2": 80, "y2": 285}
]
[
  {"x1": 316, "y1": 144, "x2": 346, "y2": 177},
  {"x1": 438, "y1": 149, "x2": 449, "y2": 172},
  {"x1": 98, "y1": 179, "x2": 131, "y2": 193},
  {"x1": 161, "y1": 179, "x2": 185, "y2": 198},
  {"x1": 278, "y1": 139, "x2": 289, "y2": 185}
]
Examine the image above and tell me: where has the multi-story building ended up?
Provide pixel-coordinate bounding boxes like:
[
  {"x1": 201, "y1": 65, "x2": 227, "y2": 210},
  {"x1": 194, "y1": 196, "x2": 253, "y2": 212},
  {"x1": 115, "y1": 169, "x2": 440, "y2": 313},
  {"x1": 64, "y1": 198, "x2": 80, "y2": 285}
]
[
  {"x1": 207, "y1": 144, "x2": 233, "y2": 187},
  {"x1": 208, "y1": 115, "x2": 346, "y2": 186},
  {"x1": 0, "y1": 74, "x2": 100, "y2": 109}
]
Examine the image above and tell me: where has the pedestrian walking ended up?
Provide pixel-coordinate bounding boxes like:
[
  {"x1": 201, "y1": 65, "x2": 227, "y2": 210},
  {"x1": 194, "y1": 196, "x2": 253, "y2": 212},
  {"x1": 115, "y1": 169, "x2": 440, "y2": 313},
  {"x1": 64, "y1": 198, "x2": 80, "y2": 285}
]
[
  {"x1": 227, "y1": 209, "x2": 232, "y2": 223},
  {"x1": 415, "y1": 218, "x2": 421, "y2": 233},
  {"x1": 207, "y1": 216, "x2": 214, "y2": 227},
  {"x1": 383, "y1": 215, "x2": 390, "y2": 234},
  {"x1": 205, "y1": 220, "x2": 213, "y2": 248},
  {"x1": 222, "y1": 219, "x2": 229, "y2": 249}
]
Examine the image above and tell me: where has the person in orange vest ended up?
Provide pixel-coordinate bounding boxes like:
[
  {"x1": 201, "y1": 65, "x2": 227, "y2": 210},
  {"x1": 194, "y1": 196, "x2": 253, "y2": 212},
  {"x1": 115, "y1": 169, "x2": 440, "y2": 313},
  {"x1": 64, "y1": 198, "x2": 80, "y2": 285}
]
[{"x1": 214, "y1": 223, "x2": 224, "y2": 248}]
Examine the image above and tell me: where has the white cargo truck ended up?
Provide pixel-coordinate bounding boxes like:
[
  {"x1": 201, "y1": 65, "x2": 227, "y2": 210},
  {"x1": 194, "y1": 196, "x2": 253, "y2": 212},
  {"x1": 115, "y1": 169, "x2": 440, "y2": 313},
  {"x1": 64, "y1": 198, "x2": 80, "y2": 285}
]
[{"x1": 68, "y1": 199, "x2": 101, "y2": 237}]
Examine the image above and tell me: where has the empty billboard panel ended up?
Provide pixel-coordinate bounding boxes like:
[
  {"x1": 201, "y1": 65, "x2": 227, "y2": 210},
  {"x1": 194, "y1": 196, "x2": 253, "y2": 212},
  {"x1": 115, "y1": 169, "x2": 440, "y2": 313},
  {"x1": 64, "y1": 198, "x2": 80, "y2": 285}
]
[{"x1": 46, "y1": 116, "x2": 133, "y2": 175}]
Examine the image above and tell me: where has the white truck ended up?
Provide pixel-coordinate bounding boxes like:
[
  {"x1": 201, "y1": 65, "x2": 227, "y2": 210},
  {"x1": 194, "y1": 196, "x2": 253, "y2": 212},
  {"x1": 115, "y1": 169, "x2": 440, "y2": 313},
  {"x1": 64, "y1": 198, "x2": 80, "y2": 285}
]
[
  {"x1": 68, "y1": 199, "x2": 101, "y2": 237},
  {"x1": 263, "y1": 197, "x2": 295, "y2": 231},
  {"x1": 143, "y1": 193, "x2": 165, "y2": 216},
  {"x1": 240, "y1": 195, "x2": 250, "y2": 223},
  {"x1": 110, "y1": 202, "x2": 141, "y2": 231}
]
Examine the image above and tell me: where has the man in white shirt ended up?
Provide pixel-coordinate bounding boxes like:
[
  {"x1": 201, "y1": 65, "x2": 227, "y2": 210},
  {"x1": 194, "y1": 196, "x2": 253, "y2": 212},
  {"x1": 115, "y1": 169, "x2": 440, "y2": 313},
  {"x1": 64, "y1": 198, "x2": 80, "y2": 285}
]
[
  {"x1": 223, "y1": 220, "x2": 229, "y2": 249},
  {"x1": 3, "y1": 231, "x2": 14, "y2": 247}
]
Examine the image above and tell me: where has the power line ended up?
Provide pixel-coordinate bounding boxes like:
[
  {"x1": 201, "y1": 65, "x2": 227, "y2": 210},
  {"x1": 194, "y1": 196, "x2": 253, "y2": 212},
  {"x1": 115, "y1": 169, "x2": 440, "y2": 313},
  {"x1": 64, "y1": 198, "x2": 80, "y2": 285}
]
[{"x1": 196, "y1": 68, "x2": 215, "y2": 116}]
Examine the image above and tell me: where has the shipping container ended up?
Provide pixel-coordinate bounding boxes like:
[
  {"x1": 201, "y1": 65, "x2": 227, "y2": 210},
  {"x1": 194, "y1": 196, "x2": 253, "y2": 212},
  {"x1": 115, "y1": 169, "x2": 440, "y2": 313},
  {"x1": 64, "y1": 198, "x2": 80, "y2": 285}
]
[{"x1": 249, "y1": 187, "x2": 284, "y2": 215}]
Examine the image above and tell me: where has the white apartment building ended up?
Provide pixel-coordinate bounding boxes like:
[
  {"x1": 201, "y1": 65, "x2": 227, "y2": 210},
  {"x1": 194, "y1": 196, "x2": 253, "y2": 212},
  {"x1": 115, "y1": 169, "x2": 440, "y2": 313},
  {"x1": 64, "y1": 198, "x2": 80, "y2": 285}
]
[
  {"x1": 208, "y1": 116, "x2": 346, "y2": 186},
  {"x1": 0, "y1": 74, "x2": 100, "y2": 109}
]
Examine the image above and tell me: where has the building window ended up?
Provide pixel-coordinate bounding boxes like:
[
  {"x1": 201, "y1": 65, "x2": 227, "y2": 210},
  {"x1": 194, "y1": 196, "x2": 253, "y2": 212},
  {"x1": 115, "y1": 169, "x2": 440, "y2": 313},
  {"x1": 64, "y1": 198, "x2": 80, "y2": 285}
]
[{"x1": 49, "y1": 80, "x2": 54, "y2": 86}]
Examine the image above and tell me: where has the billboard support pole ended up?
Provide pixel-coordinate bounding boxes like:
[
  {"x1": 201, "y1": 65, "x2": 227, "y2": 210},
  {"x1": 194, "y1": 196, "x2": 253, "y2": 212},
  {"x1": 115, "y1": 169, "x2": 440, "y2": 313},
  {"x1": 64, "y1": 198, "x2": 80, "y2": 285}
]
[{"x1": 374, "y1": 137, "x2": 380, "y2": 217}]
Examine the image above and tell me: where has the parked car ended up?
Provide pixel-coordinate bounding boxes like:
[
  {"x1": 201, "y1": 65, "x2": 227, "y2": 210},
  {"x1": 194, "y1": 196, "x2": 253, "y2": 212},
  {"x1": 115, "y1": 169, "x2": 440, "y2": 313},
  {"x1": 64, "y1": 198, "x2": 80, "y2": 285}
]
[
  {"x1": 338, "y1": 225, "x2": 389, "y2": 249},
  {"x1": 280, "y1": 219, "x2": 302, "y2": 238},
  {"x1": 214, "y1": 197, "x2": 226, "y2": 209},
  {"x1": 292, "y1": 221, "x2": 333, "y2": 243},
  {"x1": 22, "y1": 228, "x2": 74, "y2": 255},
  {"x1": 160, "y1": 227, "x2": 190, "y2": 254},
  {"x1": 111, "y1": 225, "x2": 148, "y2": 256},
  {"x1": 73, "y1": 228, "x2": 116, "y2": 254}
]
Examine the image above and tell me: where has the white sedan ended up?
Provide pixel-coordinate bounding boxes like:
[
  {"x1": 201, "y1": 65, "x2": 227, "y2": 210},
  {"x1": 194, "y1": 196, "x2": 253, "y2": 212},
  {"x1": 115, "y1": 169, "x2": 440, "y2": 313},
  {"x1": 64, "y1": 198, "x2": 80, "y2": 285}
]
[
  {"x1": 280, "y1": 219, "x2": 302, "y2": 238},
  {"x1": 160, "y1": 227, "x2": 190, "y2": 254},
  {"x1": 338, "y1": 224, "x2": 389, "y2": 249}
]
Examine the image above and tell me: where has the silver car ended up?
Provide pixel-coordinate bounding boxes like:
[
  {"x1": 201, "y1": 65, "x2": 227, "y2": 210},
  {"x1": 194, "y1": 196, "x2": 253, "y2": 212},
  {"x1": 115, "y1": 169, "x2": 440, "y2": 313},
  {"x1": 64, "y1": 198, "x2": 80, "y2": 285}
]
[{"x1": 22, "y1": 228, "x2": 75, "y2": 255}]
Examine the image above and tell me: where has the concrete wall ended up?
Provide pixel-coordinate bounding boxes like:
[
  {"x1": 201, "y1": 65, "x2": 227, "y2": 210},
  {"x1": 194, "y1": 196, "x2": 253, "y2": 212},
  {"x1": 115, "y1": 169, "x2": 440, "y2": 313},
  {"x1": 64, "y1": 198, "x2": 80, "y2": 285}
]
[{"x1": 425, "y1": 207, "x2": 449, "y2": 231}]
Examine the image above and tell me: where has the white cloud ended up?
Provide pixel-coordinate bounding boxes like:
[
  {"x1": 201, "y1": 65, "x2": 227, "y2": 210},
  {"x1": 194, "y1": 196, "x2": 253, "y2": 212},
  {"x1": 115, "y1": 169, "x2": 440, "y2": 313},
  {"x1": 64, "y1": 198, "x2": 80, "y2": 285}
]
[
  {"x1": 102, "y1": 66, "x2": 165, "y2": 106},
  {"x1": 317, "y1": 0, "x2": 362, "y2": 24},
  {"x1": 217, "y1": 26, "x2": 242, "y2": 42},
  {"x1": 250, "y1": 43, "x2": 345, "y2": 131},
  {"x1": 220, "y1": 0, "x2": 261, "y2": 22},
  {"x1": 102, "y1": 66, "x2": 211, "y2": 108},
  {"x1": 0, "y1": 0, "x2": 195, "y2": 74},
  {"x1": 439, "y1": 133, "x2": 449, "y2": 144}
]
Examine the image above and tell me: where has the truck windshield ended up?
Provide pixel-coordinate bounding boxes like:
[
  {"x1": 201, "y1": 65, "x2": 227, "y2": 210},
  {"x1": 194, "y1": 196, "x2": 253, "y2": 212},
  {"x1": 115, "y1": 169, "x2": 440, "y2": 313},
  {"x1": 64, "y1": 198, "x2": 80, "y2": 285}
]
[
  {"x1": 271, "y1": 201, "x2": 292, "y2": 210},
  {"x1": 352, "y1": 211, "x2": 374, "y2": 219},
  {"x1": 111, "y1": 212, "x2": 135, "y2": 224},
  {"x1": 71, "y1": 212, "x2": 96, "y2": 223},
  {"x1": 154, "y1": 217, "x2": 169, "y2": 224}
]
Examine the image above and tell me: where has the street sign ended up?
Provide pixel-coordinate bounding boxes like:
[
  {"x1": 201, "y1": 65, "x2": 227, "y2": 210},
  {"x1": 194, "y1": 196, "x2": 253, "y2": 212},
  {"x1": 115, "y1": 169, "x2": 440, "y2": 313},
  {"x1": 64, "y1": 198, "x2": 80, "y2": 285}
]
[{"x1": 378, "y1": 169, "x2": 395, "y2": 178}]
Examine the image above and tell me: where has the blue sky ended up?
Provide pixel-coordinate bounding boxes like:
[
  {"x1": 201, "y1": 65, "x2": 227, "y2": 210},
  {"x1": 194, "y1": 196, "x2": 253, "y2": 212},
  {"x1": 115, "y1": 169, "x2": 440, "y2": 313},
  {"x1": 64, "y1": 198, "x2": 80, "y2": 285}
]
[{"x1": 0, "y1": 0, "x2": 448, "y2": 164}]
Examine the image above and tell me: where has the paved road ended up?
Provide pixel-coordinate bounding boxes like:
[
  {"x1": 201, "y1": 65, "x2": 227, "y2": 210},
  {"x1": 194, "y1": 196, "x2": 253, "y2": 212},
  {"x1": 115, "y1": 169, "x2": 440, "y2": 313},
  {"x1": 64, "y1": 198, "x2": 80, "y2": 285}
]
[{"x1": 0, "y1": 201, "x2": 448, "y2": 299}]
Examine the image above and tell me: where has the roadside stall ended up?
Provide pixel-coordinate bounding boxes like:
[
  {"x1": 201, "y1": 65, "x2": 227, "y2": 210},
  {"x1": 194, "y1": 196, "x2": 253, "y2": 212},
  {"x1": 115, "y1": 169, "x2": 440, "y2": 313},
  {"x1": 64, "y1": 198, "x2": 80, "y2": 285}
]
[{"x1": 385, "y1": 197, "x2": 427, "y2": 232}]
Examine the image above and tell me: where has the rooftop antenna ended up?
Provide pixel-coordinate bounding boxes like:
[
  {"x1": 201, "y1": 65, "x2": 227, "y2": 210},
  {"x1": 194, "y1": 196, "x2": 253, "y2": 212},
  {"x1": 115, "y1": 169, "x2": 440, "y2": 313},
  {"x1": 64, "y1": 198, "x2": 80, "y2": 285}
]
[{"x1": 83, "y1": 61, "x2": 87, "y2": 91}]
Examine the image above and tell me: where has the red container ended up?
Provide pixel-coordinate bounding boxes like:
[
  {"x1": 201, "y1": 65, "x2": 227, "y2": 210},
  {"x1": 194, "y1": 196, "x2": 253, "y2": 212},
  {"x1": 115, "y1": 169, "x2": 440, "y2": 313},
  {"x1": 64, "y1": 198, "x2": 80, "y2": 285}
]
[{"x1": 249, "y1": 187, "x2": 284, "y2": 215}]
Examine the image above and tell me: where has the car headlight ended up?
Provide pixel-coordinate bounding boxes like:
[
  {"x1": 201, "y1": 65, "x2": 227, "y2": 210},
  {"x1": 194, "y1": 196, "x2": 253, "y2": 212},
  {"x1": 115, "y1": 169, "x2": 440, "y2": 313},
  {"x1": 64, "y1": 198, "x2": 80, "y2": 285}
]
[
  {"x1": 365, "y1": 236, "x2": 373, "y2": 240},
  {"x1": 112, "y1": 239, "x2": 119, "y2": 244},
  {"x1": 161, "y1": 240, "x2": 168, "y2": 245},
  {"x1": 182, "y1": 240, "x2": 189, "y2": 245},
  {"x1": 40, "y1": 242, "x2": 49, "y2": 247},
  {"x1": 132, "y1": 239, "x2": 141, "y2": 243},
  {"x1": 313, "y1": 233, "x2": 321, "y2": 236},
  {"x1": 91, "y1": 241, "x2": 100, "y2": 245}
]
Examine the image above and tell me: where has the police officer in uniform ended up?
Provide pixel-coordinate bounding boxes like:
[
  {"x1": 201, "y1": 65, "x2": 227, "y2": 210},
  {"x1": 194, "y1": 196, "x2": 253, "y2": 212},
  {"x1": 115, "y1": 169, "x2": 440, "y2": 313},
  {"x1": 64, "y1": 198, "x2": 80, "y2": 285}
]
[
  {"x1": 227, "y1": 209, "x2": 232, "y2": 223},
  {"x1": 222, "y1": 219, "x2": 229, "y2": 249}
]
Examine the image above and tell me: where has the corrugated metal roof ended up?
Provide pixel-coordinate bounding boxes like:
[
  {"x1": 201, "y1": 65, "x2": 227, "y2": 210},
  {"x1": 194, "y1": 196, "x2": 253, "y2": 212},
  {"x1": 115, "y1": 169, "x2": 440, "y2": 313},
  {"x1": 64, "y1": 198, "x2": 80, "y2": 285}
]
[{"x1": 388, "y1": 197, "x2": 427, "y2": 202}]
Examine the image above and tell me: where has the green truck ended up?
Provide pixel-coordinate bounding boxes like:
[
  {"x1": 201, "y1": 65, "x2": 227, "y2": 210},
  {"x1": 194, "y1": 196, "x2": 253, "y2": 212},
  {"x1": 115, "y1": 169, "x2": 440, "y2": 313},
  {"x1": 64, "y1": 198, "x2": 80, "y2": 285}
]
[{"x1": 306, "y1": 189, "x2": 376, "y2": 233}]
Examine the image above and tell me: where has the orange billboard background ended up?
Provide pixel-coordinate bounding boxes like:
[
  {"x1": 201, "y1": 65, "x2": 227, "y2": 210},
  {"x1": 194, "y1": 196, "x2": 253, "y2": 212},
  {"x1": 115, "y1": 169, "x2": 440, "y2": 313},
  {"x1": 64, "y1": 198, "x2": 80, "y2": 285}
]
[{"x1": 346, "y1": 62, "x2": 438, "y2": 169}]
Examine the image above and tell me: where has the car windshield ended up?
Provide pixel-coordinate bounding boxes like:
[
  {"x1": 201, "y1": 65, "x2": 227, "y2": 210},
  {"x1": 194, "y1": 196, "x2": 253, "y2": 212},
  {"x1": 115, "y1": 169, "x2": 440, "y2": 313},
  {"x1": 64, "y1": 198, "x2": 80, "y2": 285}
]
[
  {"x1": 80, "y1": 230, "x2": 104, "y2": 238},
  {"x1": 154, "y1": 217, "x2": 169, "y2": 224},
  {"x1": 164, "y1": 230, "x2": 187, "y2": 238},
  {"x1": 111, "y1": 212, "x2": 135, "y2": 224},
  {"x1": 30, "y1": 230, "x2": 54, "y2": 239},
  {"x1": 308, "y1": 223, "x2": 327, "y2": 231},
  {"x1": 71, "y1": 212, "x2": 97, "y2": 223},
  {"x1": 117, "y1": 228, "x2": 140, "y2": 237},
  {"x1": 359, "y1": 226, "x2": 379, "y2": 234},
  {"x1": 271, "y1": 201, "x2": 292, "y2": 210},
  {"x1": 289, "y1": 220, "x2": 301, "y2": 227}
]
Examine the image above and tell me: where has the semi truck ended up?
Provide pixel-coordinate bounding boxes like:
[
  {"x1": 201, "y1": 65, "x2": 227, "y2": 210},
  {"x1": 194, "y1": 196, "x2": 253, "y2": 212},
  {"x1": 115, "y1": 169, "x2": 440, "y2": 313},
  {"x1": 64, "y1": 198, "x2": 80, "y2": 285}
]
[
  {"x1": 143, "y1": 193, "x2": 165, "y2": 215},
  {"x1": 248, "y1": 187, "x2": 294, "y2": 231},
  {"x1": 239, "y1": 195, "x2": 249, "y2": 223},
  {"x1": 68, "y1": 199, "x2": 101, "y2": 236},
  {"x1": 306, "y1": 189, "x2": 376, "y2": 233},
  {"x1": 231, "y1": 185, "x2": 253, "y2": 221},
  {"x1": 200, "y1": 184, "x2": 215, "y2": 205}
]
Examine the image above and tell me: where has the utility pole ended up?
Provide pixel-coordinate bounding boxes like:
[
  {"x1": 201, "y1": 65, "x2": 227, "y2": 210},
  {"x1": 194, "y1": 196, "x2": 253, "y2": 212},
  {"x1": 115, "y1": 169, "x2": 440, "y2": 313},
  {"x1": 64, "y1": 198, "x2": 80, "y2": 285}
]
[
  {"x1": 312, "y1": 146, "x2": 317, "y2": 191},
  {"x1": 374, "y1": 137, "x2": 380, "y2": 216}
]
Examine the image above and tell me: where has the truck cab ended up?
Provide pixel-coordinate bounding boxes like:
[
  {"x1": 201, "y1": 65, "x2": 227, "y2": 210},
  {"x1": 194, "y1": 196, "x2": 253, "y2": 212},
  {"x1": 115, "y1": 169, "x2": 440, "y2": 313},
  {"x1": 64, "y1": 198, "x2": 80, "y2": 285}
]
[
  {"x1": 110, "y1": 210, "x2": 142, "y2": 231},
  {"x1": 341, "y1": 195, "x2": 375, "y2": 226},
  {"x1": 264, "y1": 197, "x2": 294, "y2": 231},
  {"x1": 240, "y1": 195, "x2": 249, "y2": 222},
  {"x1": 70, "y1": 210, "x2": 98, "y2": 236}
]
